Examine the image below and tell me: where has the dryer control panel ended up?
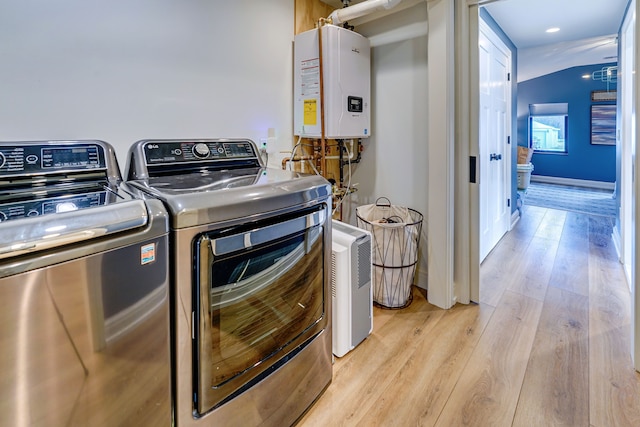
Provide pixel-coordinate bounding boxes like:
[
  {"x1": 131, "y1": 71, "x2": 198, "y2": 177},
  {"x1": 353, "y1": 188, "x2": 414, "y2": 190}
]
[
  {"x1": 142, "y1": 140, "x2": 258, "y2": 165},
  {"x1": 126, "y1": 139, "x2": 264, "y2": 180}
]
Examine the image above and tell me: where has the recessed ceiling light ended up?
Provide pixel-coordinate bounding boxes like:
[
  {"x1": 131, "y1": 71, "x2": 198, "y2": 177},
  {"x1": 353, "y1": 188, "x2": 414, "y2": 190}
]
[{"x1": 546, "y1": 27, "x2": 560, "y2": 33}]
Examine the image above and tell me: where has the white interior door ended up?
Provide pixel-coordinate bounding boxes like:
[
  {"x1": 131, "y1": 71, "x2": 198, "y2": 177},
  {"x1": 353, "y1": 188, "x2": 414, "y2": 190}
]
[
  {"x1": 622, "y1": 0, "x2": 640, "y2": 372},
  {"x1": 479, "y1": 19, "x2": 511, "y2": 262},
  {"x1": 621, "y1": 4, "x2": 635, "y2": 289}
]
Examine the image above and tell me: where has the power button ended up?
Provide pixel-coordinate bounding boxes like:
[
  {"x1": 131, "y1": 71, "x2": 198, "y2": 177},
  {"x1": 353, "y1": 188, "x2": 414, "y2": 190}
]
[{"x1": 192, "y1": 143, "x2": 210, "y2": 159}]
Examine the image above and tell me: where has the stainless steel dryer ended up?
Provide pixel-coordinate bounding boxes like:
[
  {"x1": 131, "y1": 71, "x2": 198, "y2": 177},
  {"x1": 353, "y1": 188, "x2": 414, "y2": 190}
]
[
  {"x1": 0, "y1": 140, "x2": 171, "y2": 426},
  {"x1": 125, "y1": 139, "x2": 332, "y2": 427}
]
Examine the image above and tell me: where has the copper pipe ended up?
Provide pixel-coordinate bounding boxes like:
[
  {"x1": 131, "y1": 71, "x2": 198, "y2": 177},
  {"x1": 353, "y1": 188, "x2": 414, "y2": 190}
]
[
  {"x1": 281, "y1": 155, "x2": 315, "y2": 170},
  {"x1": 317, "y1": 19, "x2": 327, "y2": 175}
]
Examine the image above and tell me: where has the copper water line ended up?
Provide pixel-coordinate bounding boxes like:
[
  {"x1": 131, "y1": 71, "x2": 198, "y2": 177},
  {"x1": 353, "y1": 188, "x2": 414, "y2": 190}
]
[
  {"x1": 317, "y1": 18, "x2": 328, "y2": 175},
  {"x1": 281, "y1": 155, "x2": 315, "y2": 170}
]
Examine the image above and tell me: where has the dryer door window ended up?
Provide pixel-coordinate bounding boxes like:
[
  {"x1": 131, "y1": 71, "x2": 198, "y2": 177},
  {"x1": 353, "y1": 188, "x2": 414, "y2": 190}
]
[{"x1": 193, "y1": 204, "x2": 327, "y2": 415}]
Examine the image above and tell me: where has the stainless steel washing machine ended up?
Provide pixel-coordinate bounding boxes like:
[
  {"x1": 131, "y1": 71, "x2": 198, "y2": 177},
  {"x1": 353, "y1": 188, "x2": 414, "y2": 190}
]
[
  {"x1": 0, "y1": 140, "x2": 172, "y2": 426},
  {"x1": 125, "y1": 138, "x2": 332, "y2": 427}
]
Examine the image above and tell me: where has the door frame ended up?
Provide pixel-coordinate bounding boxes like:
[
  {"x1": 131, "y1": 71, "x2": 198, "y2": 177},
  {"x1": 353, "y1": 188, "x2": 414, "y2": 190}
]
[
  {"x1": 455, "y1": 0, "x2": 480, "y2": 305},
  {"x1": 426, "y1": 0, "x2": 457, "y2": 309}
]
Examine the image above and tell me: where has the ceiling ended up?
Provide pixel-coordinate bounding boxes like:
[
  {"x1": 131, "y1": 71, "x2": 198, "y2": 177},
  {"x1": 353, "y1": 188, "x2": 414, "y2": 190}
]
[
  {"x1": 485, "y1": 0, "x2": 628, "y2": 81},
  {"x1": 484, "y1": 0, "x2": 628, "y2": 49},
  {"x1": 321, "y1": 0, "x2": 629, "y2": 81}
]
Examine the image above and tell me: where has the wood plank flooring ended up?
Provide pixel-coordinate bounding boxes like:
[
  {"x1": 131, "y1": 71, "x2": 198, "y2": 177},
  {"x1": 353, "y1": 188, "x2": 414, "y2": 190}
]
[{"x1": 299, "y1": 205, "x2": 640, "y2": 426}]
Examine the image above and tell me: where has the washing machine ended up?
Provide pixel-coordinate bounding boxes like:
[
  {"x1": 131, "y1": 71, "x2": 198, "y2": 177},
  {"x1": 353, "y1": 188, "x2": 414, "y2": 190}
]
[
  {"x1": 0, "y1": 140, "x2": 172, "y2": 426},
  {"x1": 125, "y1": 138, "x2": 332, "y2": 426}
]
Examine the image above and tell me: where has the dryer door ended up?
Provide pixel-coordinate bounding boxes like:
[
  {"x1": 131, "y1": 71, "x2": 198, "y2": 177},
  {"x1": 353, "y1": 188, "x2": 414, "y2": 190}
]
[{"x1": 193, "y1": 204, "x2": 328, "y2": 415}]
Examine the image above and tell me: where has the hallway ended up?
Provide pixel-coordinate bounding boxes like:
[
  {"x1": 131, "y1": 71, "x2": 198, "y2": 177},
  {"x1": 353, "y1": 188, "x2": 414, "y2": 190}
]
[
  {"x1": 300, "y1": 205, "x2": 640, "y2": 426},
  {"x1": 521, "y1": 182, "x2": 617, "y2": 218}
]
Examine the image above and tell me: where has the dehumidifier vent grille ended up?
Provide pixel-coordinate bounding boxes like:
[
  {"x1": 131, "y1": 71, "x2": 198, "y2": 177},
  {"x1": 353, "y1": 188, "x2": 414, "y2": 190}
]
[
  {"x1": 331, "y1": 251, "x2": 337, "y2": 298},
  {"x1": 357, "y1": 239, "x2": 371, "y2": 288}
]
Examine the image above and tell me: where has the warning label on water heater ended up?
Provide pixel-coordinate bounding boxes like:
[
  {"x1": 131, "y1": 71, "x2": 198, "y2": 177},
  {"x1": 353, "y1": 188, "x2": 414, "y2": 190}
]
[
  {"x1": 304, "y1": 99, "x2": 317, "y2": 125},
  {"x1": 300, "y1": 58, "x2": 320, "y2": 97}
]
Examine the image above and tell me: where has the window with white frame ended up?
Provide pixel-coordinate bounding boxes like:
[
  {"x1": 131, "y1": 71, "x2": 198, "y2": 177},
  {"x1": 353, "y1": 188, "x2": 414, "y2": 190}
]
[{"x1": 529, "y1": 103, "x2": 568, "y2": 153}]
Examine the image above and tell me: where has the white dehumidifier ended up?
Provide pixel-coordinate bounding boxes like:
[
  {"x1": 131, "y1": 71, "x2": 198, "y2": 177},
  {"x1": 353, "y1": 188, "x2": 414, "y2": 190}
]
[{"x1": 331, "y1": 220, "x2": 373, "y2": 357}]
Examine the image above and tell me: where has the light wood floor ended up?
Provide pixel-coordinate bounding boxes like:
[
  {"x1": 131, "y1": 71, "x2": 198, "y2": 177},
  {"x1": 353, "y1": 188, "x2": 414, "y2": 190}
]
[{"x1": 299, "y1": 205, "x2": 640, "y2": 426}]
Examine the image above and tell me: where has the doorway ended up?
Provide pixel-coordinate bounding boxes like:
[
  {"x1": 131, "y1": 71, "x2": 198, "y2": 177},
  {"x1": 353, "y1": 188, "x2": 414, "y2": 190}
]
[{"x1": 469, "y1": 0, "x2": 639, "y2": 372}]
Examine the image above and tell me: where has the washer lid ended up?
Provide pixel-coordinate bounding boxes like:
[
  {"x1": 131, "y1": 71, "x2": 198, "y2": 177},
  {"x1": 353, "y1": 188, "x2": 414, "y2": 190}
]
[
  {"x1": 0, "y1": 140, "x2": 159, "y2": 260},
  {"x1": 0, "y1": 197, "x2": 148, "y2": 259}
]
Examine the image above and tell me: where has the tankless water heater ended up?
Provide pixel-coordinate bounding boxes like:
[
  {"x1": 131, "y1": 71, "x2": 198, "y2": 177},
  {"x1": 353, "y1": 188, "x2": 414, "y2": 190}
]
[{"x1": 294, "y1": 24, "x2": 371, "y2": 139}]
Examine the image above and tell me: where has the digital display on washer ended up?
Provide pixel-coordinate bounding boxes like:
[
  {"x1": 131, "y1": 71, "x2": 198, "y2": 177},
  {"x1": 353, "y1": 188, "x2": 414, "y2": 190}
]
[
  {"x1": 223, "y1": 142, "x2": 255, "y2": 158},
  {"x1": 42, "y1": 145, "x2": 100, "y2": 169}
]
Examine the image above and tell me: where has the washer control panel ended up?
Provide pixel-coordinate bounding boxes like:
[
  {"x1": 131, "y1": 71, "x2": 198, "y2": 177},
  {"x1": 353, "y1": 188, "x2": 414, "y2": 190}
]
[
  {"x1": 0, "y1": 143, "x2": 106, "y2": 178},
  {"x1": 142, "y1": 140, "x2": 258, "y2": 165}
]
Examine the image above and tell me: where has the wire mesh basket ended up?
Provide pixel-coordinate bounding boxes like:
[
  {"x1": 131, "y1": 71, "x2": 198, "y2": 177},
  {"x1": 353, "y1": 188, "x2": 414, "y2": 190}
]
[{"x1": 356, "y1": 197, "x2": 423, "y2": 309}]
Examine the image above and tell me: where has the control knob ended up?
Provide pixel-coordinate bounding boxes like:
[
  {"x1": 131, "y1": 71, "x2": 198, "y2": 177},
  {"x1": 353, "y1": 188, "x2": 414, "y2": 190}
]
[
  {"x1": 0, "y1": 152, "x2": 5, "y2": 169},
  {"x1": 192, "y1": 143, "x2": 210, "y2": 159}
]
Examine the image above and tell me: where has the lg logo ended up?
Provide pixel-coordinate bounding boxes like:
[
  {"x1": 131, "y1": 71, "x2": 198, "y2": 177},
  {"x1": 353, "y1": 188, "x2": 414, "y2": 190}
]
[{"x1": 147, "y1": 144, "x2": 159, "y2": 149}]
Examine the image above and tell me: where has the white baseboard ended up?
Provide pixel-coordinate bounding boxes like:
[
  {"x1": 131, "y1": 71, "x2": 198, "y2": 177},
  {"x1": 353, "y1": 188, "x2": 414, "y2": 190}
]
[
  {"x1": 530, "y1": 175, "x2": 615, "y2": 191},
  {"x1": 612, "y1": 224, "x2": 633, "y2": 289},
  {"x1": 510, "y1": 209, "x2": 520, "y2": 229},
  {"x1": 612, "y1": 224, "x2": 622, "y2": 261}
]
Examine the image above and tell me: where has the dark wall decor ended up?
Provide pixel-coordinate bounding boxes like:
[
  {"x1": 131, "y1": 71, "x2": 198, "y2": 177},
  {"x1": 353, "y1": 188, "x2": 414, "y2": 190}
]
[
  {"x1": 591, "y1": 104, "x2": 616, "y2": 145},
  {"x1": 591, "y1": 90, "x2": 617, "y2": 102}
]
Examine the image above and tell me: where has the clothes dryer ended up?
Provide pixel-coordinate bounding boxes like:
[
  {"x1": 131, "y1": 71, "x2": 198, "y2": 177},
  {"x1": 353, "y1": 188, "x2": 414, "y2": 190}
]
[{"x1": 125, "y1": 138, "x2": 333, "y2": 427}]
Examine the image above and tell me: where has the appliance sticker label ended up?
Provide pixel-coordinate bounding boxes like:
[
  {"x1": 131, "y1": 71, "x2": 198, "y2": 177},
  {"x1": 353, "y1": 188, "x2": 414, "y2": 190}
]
[
  {"x1": 141, "y1": 243, "x2": 156, "y2": 265},
  {"x1": 304, "y1": 99, "x2": 317, "y2": 125},
  {"x1": 300, "y1": 58, "x2": 320, "y2": 96}
]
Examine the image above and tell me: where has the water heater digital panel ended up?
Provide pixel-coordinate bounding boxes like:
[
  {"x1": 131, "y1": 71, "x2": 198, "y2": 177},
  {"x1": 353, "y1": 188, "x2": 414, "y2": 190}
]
[{"x1": 294, "y1": 24, "x2": 371, "y2": 139}]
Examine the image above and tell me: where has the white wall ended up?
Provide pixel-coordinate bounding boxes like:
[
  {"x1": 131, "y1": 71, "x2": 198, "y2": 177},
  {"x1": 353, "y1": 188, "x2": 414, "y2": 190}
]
[
  {"x1": 0, "y1": 0, "x2": 294, "y2": 170},
  {"x1": 343, "y1": 3, "x2": 429, "y2": 289}
]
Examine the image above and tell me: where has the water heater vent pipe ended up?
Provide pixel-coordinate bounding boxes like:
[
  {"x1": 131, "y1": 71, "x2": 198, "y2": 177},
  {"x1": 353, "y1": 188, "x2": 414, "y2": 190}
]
[{"x1": 328, "y1": 0, "x2": 403, "y2": 25}]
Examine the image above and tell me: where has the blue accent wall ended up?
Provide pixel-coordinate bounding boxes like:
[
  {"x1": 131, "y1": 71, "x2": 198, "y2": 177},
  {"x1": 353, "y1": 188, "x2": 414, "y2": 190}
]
[{"x1": 517, "y1": 63, "x2": 617, "y2": 183}]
